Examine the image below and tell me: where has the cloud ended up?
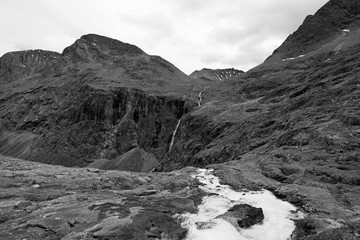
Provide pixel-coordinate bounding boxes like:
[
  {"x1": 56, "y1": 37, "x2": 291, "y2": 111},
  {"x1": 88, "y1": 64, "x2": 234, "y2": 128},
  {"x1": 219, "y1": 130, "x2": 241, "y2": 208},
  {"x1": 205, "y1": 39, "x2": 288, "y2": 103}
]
[{"x1": 0, "y1": 0, "x2": 329, "y2": 74}]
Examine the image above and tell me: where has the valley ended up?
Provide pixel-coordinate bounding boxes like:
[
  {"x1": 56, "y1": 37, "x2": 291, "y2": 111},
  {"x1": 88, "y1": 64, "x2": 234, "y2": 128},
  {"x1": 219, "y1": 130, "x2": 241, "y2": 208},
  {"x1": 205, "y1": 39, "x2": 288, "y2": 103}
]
[{"x1": 0, "y1": 0, "x2": 360, "y2": 239}]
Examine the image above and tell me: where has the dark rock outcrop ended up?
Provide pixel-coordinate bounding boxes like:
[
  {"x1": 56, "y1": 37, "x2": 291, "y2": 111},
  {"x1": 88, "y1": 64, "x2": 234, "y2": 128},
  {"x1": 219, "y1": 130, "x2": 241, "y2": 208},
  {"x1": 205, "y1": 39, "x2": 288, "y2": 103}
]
[
  {"x1": 216, "y1": 204, "x2": 264, "y2": 228},
  {"x1": 0, "y1": 85, "x2": 189, "y2": 167}
]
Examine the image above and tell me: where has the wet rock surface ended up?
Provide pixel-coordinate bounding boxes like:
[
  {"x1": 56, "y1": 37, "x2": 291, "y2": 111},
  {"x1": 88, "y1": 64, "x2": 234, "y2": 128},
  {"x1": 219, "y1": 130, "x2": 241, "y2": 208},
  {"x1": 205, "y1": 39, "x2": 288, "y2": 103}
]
[
  {"x1": 0, "y1": 155, "x2": 204, "y2": 239},
  {"x1": 216, "y1": 204, "x2": 264, "y2": 229}
]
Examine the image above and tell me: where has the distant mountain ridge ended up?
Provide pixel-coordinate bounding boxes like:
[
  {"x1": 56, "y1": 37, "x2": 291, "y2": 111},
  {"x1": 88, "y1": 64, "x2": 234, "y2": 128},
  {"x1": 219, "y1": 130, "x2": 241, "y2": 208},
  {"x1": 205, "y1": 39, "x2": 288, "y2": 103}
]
[
  {"x1": 190, "y1": 68, "x2": 243, "y2": 81},
  {"x1": 0, "y1": 49, "x2": 61, "y2": 82}
]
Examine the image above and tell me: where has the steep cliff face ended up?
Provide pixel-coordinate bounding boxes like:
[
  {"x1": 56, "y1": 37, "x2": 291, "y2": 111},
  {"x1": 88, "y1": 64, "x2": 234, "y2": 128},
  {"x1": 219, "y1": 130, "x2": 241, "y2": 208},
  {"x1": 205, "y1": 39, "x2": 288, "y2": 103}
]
[
  {"x1": 190, "y1": 68, "x2": 243, "y2": 81},
  {"x1": 0, "y1": 34, "x2": 204, "y2": 168},
  {"x1": 0, "y1": 84, "x2": 190, "y2": 167}
]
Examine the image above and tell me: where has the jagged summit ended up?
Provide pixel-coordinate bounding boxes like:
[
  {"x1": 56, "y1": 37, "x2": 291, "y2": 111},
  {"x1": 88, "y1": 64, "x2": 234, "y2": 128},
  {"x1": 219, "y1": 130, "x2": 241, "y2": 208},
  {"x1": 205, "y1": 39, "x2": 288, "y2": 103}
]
[
  {"x1": 265, "y1": 0, "x2": 360, "y2": 63},
  {"x1": 190, "y1": 67, "x2": 244, "y2": 81}
]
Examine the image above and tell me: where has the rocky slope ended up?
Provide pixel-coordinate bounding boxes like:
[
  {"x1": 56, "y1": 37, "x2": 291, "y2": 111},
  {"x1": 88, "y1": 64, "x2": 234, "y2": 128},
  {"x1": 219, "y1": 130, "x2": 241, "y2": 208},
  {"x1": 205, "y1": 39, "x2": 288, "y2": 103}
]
[
  {"x1": 265, "y1": 0, "x2": 360, "y2": 63},
  {"x1": 190, "y1": 68, "x2": 244, "y2": 81},
  {"x1": 0, "y1": 34, "x2": 208, "y2": 168},
  {"x1": 0, "y1": 155, "x2": 202, "y2": 239}
]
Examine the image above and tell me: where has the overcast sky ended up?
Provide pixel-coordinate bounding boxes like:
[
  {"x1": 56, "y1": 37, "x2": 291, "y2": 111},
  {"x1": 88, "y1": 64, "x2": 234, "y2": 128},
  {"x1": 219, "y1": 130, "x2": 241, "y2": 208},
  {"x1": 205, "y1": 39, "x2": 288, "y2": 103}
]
[{"x1": 0, "y1": 0, "x2": 328, "y2": 74}]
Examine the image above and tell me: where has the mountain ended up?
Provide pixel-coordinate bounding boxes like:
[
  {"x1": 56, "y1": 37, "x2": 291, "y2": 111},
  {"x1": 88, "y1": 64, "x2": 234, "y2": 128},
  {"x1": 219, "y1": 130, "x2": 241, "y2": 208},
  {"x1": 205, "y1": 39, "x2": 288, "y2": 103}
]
[
  {"x1": 265, "y1": 0, "x2": 360, "y2": 63},
  {"x1": 0, "y1": 34, "x2": 208, "y2": 168},
  {"x1": 190, "y1": 68, "x2": 244, "y2": 81},
  {"x1": 1, "y1": 1, "x2": 360, "y2": 239}
]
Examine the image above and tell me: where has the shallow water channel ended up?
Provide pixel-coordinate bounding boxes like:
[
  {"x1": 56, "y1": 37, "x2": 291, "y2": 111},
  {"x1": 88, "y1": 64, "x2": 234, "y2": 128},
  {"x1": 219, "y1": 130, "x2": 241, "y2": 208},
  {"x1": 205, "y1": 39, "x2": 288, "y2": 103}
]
[{"x1": 177, "y1": 169, "x2": 304, "y2": 240}]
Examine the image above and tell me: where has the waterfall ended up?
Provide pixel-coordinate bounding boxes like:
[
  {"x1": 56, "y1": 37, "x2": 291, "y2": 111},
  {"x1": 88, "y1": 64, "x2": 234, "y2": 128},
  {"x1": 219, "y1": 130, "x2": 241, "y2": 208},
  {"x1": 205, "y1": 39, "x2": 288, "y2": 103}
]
[
  {"x1": 169, "y1": 119, "x2": 181, "y2": 151},
  {"x1": 148, "y1": 118, "x2": 181, "y2": 173}
]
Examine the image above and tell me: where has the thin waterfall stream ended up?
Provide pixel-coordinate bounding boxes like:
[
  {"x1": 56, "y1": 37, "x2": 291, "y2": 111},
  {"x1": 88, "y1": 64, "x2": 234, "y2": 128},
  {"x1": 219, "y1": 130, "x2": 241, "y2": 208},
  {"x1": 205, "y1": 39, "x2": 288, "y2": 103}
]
[{"x1": 169, "y1": 119, "x2": 181, "y2": 151}]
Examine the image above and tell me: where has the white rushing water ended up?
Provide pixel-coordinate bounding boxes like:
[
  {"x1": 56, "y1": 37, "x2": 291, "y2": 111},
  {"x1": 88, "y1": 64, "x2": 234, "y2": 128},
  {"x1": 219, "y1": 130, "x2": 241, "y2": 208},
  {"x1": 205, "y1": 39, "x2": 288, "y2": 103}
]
[
  {"x1": 169, "y1": 119, "x2": 181, "y2": 151},
  {"x1": 177, "y1": 169, "x2": 303, "y2": 240}
]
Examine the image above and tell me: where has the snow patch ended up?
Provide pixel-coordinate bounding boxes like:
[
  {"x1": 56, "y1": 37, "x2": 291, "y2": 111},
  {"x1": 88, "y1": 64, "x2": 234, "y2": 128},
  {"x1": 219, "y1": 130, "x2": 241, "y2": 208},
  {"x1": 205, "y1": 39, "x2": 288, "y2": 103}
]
[
  {"x1": 282, "y1": 54, "x2": 305, "y2": 62},
  {"x1": 177, "y1": 169, "x2": 303, "y2": 240}
]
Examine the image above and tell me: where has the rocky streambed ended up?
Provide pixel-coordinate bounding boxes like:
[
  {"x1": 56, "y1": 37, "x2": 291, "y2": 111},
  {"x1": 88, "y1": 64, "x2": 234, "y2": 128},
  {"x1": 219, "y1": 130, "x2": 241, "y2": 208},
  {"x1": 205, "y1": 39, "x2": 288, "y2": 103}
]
[
  {"x1": 177, "y1": 169, "x2": 303, "y2": 240},
  {"x1": 1, "y1": 154, "x2": 330, "y2": 240}
]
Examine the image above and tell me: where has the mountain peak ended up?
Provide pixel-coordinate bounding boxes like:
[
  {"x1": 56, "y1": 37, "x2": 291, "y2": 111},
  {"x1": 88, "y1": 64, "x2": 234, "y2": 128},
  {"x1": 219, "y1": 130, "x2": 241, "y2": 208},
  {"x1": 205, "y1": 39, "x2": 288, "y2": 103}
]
[
  {"x1": 62, "y1": 33, "x2": 145, "y2": 62},
  {"x1": 79, "y1": 34, "x2": 144, "y2": 54}
]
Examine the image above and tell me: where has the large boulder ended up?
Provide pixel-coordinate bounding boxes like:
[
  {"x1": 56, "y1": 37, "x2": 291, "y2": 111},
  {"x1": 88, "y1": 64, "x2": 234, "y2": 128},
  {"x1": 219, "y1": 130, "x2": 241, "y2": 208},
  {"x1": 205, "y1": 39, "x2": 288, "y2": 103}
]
[{"x1": 216, "y1": 204, "x2": 264, "y2": 229}]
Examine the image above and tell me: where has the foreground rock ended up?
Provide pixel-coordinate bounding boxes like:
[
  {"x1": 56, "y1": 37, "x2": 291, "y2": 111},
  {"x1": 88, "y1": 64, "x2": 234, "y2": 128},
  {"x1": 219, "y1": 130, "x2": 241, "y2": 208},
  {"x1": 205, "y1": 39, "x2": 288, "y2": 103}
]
[{"x1": 0, "y1": 155, "x2": 204, "y2": 240}]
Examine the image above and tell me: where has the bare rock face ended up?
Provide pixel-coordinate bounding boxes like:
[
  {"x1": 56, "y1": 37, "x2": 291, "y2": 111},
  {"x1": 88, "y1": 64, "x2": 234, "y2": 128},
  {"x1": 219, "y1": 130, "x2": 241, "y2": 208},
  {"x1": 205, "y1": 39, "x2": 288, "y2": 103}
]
[
  {"x1": 216, "y1": 204, "x2": 264, "y2": 229},
  {"x1": 0, "y1": 85, "x2": 189, "y2": 167}
]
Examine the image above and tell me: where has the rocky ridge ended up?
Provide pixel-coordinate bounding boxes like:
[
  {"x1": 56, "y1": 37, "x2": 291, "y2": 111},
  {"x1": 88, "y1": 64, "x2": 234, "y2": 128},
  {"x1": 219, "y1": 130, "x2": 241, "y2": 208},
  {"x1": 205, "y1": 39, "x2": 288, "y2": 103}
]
[
  {"x1": 266, "y1": 0, "x2": 360, "y2": 63},
  {"x1": 190, "y1": 68, "x2": 244, "y2": 81}
]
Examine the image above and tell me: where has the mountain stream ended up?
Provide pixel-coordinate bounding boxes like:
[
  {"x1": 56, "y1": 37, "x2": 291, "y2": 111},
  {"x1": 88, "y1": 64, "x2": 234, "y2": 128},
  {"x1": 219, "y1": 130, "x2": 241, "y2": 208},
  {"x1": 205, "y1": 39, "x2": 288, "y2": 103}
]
[{"x1": 177, "y1": 169, "x2": 304, "y2": 240}]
